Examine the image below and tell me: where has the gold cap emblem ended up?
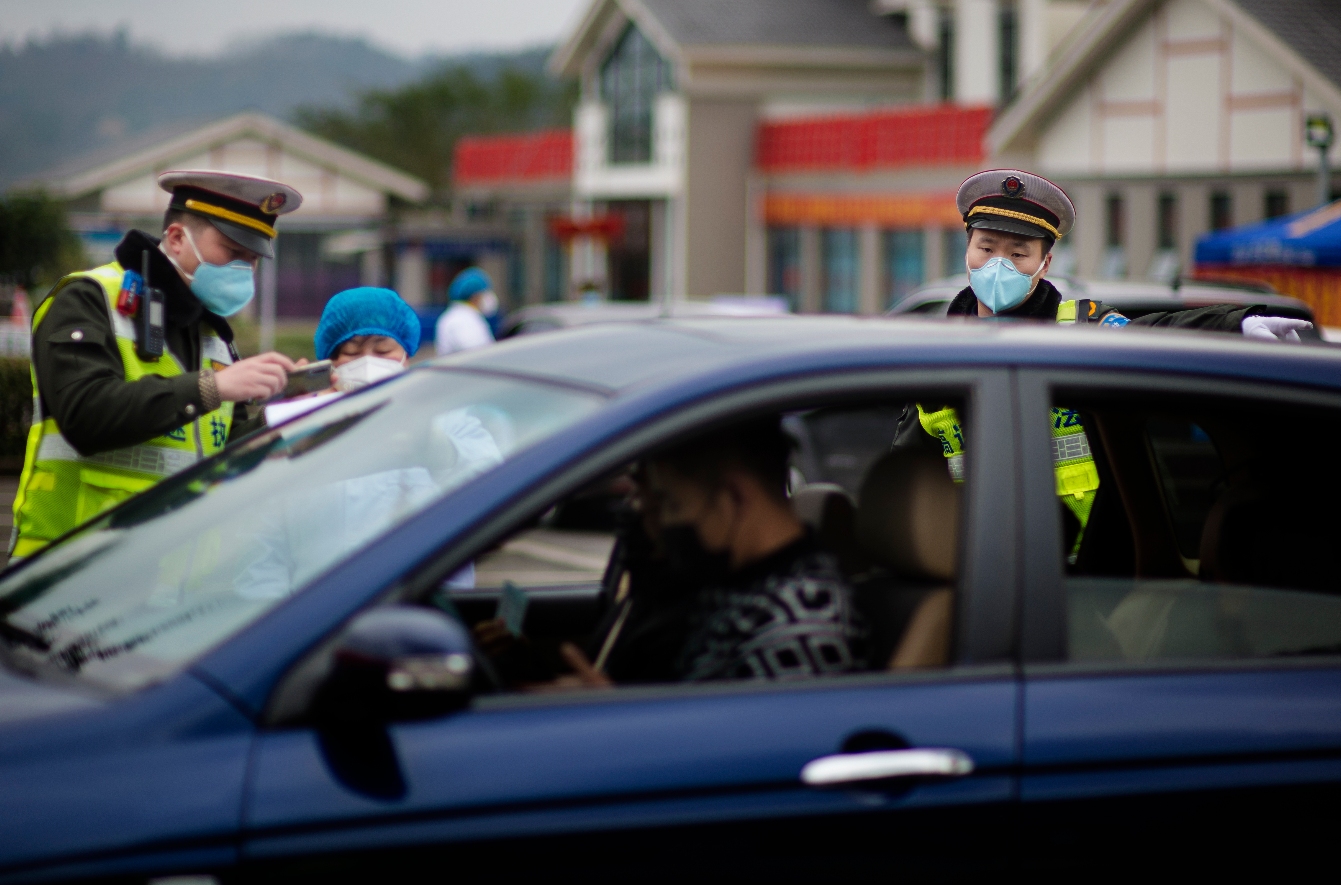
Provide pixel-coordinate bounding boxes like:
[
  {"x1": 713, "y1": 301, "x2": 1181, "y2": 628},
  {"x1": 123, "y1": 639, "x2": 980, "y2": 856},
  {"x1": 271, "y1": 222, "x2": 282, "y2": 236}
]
[{"x1": 259, "y1": 192, "x2": 287, "y2": 214}]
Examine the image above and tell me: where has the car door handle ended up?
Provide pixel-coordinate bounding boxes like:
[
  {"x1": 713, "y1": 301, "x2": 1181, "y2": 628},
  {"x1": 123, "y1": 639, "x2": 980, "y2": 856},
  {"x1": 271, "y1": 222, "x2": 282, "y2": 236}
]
[{"x1": 800, "y1": 748, "x2": 974, "y2": 786}]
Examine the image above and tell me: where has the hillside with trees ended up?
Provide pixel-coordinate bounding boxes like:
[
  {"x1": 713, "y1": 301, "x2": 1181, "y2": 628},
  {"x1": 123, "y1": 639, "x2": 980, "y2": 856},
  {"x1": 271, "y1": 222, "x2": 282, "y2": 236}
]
[{"x1": 0, "y1": 31, "x2": 560, "y2": 189}]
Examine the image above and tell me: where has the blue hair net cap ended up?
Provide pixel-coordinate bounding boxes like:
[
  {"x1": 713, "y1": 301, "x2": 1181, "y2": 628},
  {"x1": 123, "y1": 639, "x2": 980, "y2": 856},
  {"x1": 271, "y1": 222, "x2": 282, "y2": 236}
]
[
  {"x1": 448, "y1": 267, "x2": 492, "y2": 302},
  {"x1": 314, "y1": 287, "x2": 421, "y2": 360}
]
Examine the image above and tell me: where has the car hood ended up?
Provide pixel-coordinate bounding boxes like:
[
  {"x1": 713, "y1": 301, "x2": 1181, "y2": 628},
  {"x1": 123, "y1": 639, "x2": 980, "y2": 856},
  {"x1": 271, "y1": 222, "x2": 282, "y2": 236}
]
[{"x1": 0, "y1": 663, "x2": 103, "y2": 726}]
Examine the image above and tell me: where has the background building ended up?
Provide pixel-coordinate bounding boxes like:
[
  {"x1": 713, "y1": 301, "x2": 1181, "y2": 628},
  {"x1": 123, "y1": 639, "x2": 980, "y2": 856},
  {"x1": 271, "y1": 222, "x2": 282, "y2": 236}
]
[
  {"x1": 990, "y1": 0, "x2": 1341, "y2": 284},
  {"x1": 25, "y1": 112, "x2": 428, "y2": 318},
  {"x1": 448, "y1": 0, "x2": 1095, "y2": 312}
]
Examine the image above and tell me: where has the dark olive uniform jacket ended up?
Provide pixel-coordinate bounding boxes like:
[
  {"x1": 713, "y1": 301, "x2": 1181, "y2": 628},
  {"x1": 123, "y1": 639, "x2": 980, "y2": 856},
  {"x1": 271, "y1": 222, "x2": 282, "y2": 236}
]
[{"x1": 31, "y1": 230, "x2": 252, "y2": 457}]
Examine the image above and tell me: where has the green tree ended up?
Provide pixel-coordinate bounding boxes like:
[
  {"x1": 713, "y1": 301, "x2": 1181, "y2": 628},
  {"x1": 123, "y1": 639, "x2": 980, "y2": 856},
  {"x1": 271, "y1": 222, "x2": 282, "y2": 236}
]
[
  {"x1": 0, "y1": 191, "x2": 84, "y2": 289},
  {"x1": 295, "y1": 65, "x2": 577, "y2": 200}
]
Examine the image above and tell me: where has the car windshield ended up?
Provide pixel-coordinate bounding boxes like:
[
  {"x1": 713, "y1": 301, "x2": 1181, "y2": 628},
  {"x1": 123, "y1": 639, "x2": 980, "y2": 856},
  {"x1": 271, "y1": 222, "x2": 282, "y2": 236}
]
[{"x1": 0, "y1": 368, "x2": 605, "y2": 693}]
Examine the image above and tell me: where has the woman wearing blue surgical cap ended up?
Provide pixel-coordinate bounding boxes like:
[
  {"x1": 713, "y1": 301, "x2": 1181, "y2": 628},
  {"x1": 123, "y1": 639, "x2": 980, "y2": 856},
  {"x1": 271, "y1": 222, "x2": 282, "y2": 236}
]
[
  {"x1": 435, "y1": 267, "x2": 497, "y2": 355},
  {"x1": 314, "y1": 287, "x2": 420, "y2": 391}
]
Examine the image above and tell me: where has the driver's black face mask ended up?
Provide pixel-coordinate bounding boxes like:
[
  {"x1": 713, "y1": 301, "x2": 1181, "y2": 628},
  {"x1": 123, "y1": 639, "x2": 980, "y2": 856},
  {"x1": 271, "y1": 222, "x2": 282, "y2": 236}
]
[{"x1": 659, "y1": 524, "x2": 731, "y2": 589}]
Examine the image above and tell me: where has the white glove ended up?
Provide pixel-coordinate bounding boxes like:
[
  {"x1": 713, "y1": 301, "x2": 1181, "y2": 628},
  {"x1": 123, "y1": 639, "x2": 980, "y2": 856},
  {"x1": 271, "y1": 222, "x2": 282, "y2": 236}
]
[{"x1": 1241, "y1": 315, "x2": 1313, "y2": 343}]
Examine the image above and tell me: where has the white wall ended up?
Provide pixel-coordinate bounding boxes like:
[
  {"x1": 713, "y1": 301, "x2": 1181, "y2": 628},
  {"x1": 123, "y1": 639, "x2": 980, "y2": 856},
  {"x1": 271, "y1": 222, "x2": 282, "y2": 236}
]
[
  {"x1": 955, "y1": 0, "x2": 999, "y2": 103},
  {"x1": 100, "y1": 137, "x2": 388, "y2": 220},
  {"x1": 1035, "y1": 0, "x2": 1341, "y2": 179}
]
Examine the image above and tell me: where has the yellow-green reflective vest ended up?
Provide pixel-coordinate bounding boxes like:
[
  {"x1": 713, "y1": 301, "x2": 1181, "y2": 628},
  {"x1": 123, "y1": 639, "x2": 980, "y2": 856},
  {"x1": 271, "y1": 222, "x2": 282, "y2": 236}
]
[
  {"x1": 915, "y1": 299, "x2": 1101, "y2": 531},
  {"x1": 10, "y1": 262, "x2": 235, "y2": 559}
]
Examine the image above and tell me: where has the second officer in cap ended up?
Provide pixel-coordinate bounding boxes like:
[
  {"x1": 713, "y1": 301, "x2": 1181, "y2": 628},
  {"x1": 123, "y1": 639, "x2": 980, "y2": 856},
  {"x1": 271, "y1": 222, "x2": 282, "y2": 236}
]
[
  {"x1": 10, "y1": 170, "x2": 304, "y2": 560},
  {"x1": 906, "y1": 170, "x2": 1109, "y2": 556},
  {"x1": 900, "y1": 169, "x2": 1314, "y2": 557},
  {"x1": 948, "y1": 169, "x2": 1118, "y2": 324}
]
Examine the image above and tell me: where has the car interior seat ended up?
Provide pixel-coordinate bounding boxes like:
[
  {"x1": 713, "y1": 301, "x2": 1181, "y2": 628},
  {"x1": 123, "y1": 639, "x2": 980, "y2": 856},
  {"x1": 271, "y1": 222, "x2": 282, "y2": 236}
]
[
  {"x1": 852, "y1": 448, "x2": 959, "y2": 670},
  {"x1": 790, "y1": 482, "x2": 865, "y2": 574}
]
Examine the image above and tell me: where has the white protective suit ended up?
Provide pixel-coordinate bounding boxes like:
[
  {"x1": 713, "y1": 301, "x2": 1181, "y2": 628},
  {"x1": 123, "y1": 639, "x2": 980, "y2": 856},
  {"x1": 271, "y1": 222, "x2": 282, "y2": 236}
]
[{"x1": 236, "y1": 409, "x2": 504, "y2": 600}]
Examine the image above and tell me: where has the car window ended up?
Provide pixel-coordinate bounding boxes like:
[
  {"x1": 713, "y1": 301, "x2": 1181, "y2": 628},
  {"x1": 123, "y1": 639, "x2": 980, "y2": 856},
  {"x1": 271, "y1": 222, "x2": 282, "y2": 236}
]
[
  {"x1": 435, "y1": 395, "x2": 970, "y2": 691},
  {"x1": 0, "y1": 370, "x2": 605, "y2": 693},
  {"x1": 1056, "y1": 391, "x2": 1341, "y2": 664},
  {"x1": 907, "y1": 299, "x2": 950, "y2": 315}
]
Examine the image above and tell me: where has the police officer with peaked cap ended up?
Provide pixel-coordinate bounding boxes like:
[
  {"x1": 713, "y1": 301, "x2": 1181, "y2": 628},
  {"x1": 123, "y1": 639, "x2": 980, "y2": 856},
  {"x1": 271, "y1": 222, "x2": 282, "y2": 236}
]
[
  {"x1": 946, "y1": 168, "x2": 1315, "y2": 335},
  {"x1": 10, "y1": 170, "x2": 304, "y2": 560},
  {"x1": 896, "y1": 168, "x2": 1314, "y2": 556}
]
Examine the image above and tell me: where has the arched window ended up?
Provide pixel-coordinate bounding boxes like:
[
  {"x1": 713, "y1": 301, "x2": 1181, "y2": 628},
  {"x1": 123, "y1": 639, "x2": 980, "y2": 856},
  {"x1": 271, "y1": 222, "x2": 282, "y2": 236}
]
[{"x1": 600, "y1": 25, "x2": 673, "y2": 164}]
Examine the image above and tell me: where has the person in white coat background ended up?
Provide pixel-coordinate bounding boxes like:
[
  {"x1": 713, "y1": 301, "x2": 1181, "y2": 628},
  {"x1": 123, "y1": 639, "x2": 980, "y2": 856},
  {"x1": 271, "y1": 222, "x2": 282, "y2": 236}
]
[{"x1": 435, "y1": 267, "x2": 498, "y2": 355}]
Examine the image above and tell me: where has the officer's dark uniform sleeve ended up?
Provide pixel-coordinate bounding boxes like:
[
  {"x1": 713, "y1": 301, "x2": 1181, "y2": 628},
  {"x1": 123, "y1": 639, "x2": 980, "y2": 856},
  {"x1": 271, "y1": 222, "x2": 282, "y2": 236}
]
[
  {"x1": 1131, "y1": 304, "x2": 1261, "y2": 332},
  {"x1": 891, "y1": 403, "x2": 945, "y2": 453},
  {"x1": 32, "y1": 280, "x2": 208, "y2": 456}
]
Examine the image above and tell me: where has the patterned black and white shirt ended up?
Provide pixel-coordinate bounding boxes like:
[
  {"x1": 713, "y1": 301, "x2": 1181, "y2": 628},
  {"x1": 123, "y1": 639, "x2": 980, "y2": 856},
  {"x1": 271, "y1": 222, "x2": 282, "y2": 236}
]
[{"x1": 676, "y1": 535, "x2": 866, "y2": 681}]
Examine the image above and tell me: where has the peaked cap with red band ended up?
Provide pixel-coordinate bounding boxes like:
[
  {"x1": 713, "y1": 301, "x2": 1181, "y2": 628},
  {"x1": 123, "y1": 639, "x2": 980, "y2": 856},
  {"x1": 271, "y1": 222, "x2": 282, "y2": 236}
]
[
  {"x1": 157, "y1": 170, "x2": 303, "y2": 259},
  {"x1": 956, "y1": 169, "x2": 1075, "y2": 242}
]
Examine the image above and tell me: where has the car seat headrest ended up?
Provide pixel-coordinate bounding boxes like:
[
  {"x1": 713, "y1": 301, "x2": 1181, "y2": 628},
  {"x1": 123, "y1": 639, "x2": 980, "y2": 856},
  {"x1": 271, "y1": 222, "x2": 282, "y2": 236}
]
[
  {"x1": 791, "y1": 482, "x2": 863, "y2": 573},
  {"x1": 791, "y1": 483, "x2": 855, "y2": 530},
  {"x1": 856, "y1": 449, "x2": 959, "y2": 583}
]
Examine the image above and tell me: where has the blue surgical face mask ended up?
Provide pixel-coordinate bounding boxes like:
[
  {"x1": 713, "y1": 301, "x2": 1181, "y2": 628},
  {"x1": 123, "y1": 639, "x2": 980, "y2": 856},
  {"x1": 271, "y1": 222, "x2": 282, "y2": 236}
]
[
  {"x1": 173, "y1": 227, "x2": 257, "y2": 317},
  {"x1": 968, "y1": 255, "x2": 1045, "y2": 314}
]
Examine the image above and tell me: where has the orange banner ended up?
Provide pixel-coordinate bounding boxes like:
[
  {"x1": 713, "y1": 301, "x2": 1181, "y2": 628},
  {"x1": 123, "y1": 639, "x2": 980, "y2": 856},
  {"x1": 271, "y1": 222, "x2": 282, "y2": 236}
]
[
  {"x1": 763, "y1": 192, "x2": 961, "y2": 227},
  {"x1": 1194, "y1": 264, "x2": 1341, "y2": 326}
]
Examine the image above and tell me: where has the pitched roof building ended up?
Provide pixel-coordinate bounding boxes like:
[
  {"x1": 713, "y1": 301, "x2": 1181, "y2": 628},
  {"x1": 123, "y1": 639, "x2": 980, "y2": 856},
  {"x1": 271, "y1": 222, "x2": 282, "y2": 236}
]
[
  {"x1": 26, "y1": 112, "x2": 428, "y2": 318},
  {"x1": 989, "y1": 0, "x2": 1341, "y2": 285}
]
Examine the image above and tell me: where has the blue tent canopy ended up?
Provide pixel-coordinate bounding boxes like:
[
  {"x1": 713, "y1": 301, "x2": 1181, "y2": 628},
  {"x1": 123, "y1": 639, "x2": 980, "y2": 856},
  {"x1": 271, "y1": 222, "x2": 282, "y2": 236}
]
[{"x1": 1196, "y1": 202, "x2": 1341, "y2": 268}]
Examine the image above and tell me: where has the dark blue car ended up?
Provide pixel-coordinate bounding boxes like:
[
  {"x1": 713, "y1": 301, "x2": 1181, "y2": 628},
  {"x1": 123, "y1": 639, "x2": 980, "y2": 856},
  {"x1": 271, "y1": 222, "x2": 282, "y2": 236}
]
[{"x1": 1, "y1": 316, "x2": 1339, "y2": 881}]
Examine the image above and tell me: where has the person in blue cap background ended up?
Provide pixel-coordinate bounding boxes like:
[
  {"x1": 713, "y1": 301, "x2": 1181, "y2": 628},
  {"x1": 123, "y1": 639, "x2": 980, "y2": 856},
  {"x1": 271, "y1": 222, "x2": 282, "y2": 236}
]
[
  {"x1": 435, "y1": 267, "x2": 498, "y2": 355},
  {"x1": 314, "y1": 286, "x2": 420, "y2": 391}
]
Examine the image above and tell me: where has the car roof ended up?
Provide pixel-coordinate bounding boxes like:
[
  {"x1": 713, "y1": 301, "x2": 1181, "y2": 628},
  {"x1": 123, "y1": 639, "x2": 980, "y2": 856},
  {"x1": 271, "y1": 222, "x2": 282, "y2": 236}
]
[
  {"x1": 434, "y1": 315, "x2": 1341, "y2": 397},
  {"x1": 505, "y1": 298, "x2": 790, "y2": 330},
  {"x1": 888, "y1": 276, "x2": 1312, "y2": 318}
]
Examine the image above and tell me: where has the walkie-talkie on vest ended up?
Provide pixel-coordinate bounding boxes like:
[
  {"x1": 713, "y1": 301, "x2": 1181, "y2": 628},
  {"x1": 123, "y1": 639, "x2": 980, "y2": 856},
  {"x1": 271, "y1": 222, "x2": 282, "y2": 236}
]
[{"x1": 137, "y1": 251, "x2": 165, "y2": 361}]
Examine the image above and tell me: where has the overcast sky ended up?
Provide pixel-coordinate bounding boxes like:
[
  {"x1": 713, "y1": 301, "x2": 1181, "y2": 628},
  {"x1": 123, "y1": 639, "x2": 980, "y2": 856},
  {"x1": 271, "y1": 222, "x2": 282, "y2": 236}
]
[{"x1": 0, "y1": 0, "x2": 590, "y2": 57}]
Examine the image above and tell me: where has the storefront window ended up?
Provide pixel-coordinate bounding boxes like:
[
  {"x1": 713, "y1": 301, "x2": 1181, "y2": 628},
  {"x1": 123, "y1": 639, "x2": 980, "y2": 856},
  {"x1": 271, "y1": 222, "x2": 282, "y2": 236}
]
[
  {"x1": 767, "y1": 227, "x2": 801, "y2": 308},
  {"x1": 1210, "y1": 191, "x2": 1233, "y2": 231},
  {"x1": 543, "y1": 230, "x2": 568, "y2": 302},
  {"x1": 942, "y1": 228, "x2": 968, "y2": 278},
  {"x1": 823, "y1": 228, "x2": 859, "y2": 314},
  {"x1": 884, "y1": 229, "x2": 925, "y2": 308}
]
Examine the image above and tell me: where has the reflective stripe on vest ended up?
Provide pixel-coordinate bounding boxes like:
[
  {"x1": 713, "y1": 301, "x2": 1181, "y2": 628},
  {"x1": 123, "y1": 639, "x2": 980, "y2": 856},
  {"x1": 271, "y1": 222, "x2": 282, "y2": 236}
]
[
  {"x1": 10, "y1": 261, "x2": 235, "y2": 558},
  {"x1": 35, "y1": 432, "x2": 201, "y2": 477},
  {"x1": 1049, "y1": 407, "x2": 1099, "y2": 529},
  {"x1": 916, "y1": 403, "x2": 1099, "y2": 503},
  {"x1": 916, "y1": 405, "x2": 966, "y2": 482}
]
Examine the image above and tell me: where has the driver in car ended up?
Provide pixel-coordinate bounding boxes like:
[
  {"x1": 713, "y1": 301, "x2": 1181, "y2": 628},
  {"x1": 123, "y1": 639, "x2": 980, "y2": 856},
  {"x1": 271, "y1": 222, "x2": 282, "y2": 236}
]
[{"x1": 479, "y1": 417, "x2": 867, "y2": 687}]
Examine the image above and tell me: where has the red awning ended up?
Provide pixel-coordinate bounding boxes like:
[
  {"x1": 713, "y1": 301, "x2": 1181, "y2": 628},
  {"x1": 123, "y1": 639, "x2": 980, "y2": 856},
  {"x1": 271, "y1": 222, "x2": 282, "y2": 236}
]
[
  {"x1": 454, "y1": 129, "x2": 574, "y2": 186},
  {"x1": 756, "y1": 104, "x2": 992, "y2": 174}
]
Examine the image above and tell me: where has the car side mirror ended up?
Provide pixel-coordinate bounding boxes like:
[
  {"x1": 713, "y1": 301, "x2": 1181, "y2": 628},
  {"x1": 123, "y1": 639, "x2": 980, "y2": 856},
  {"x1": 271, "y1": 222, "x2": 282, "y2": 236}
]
[{"x1": 313, "y1": 604, "x2": 475, "y2": 725}]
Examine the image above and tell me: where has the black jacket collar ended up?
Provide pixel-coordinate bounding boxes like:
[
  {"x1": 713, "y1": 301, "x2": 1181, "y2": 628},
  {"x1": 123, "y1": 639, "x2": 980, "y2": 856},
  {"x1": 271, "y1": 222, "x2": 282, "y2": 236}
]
[
  {"x1": 114, "y1": 230, "x2": 234, "y2": 342},
  {"x1": 946, "y1": 277, "x2": 1063, "y2": 321},
  {"x1": 725, "y1": 529, "x2": 820, "y2": 588}
]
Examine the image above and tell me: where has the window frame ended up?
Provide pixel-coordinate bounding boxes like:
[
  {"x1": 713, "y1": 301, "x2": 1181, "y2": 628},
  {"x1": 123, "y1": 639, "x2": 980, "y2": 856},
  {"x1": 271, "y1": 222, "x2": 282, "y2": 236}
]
[
  {"x1": 1018, "y1": 368, "x2": 1341, "y2": 667},
  {"x1": 263, "y1": 367, "x2": 1022, "y2": 722}
]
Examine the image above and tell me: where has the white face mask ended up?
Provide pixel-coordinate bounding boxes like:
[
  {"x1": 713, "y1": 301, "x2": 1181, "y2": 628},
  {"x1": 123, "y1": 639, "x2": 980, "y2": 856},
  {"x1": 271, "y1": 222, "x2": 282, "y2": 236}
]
[
  {"x1": 333, "y1": 355, "x2": 406, "y2": 392},
  {"x1": 474, "y1": 291, "x2": 499, "y2": 316}
]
